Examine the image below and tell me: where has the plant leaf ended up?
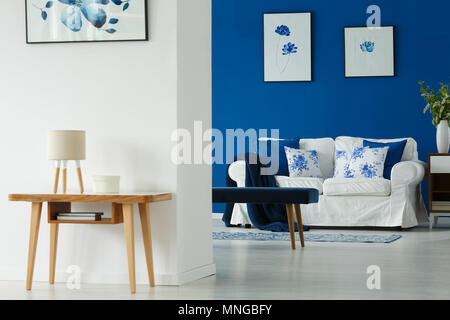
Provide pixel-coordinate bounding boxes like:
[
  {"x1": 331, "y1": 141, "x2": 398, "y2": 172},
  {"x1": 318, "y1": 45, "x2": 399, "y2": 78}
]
[
  {"x1": 111, "y1": 0, "x2": 122, "y2": 4},
  {"x1": 41, "y1": 11, "x2": 48, "y2": 20},
  {"x1": 123, "y1": 2, "x2": 129, "y2": 11},
  {"x1": 105, "y1": 28, "x2": 117, "y2": 33},
  {"x1": 46, "y1": 1, "x2": 53, "y2": 8},
  {"x1": 109, "y1": 18, "x2": 119, "y2": 24}
]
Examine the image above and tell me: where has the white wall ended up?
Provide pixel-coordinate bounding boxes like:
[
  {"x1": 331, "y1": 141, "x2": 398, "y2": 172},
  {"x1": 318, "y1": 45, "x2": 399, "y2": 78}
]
[
  {"x1": 0, "y1": 0, "x2": 213, "y2": 286},
  {"x1": 176, "y1": 0, "x2": 215, "y2": 279}
]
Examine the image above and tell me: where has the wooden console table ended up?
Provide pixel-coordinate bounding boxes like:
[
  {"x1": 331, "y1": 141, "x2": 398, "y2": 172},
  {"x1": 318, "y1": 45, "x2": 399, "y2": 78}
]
[{"x1": 8, "y1": 193, "x2": 172, "y2": 293}]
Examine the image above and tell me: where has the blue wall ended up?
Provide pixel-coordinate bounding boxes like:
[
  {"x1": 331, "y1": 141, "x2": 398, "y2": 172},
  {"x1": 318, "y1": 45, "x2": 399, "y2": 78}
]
[{"x1": 212, "y1": 0, "x2": 450, "y2": 213}]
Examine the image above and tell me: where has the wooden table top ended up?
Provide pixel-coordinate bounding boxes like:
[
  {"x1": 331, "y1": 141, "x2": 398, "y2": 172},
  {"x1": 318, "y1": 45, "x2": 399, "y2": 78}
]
[{"x1": 8, "y1": 193, "x2": 173, "y2": 203}]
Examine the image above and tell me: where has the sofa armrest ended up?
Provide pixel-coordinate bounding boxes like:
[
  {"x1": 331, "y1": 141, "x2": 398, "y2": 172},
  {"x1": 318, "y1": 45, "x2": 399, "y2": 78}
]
[
  {"x1": 391, "y1": 160, "x2": 426, "y2": 186},
  {"x1": 228, "y1": 160, "x2": 246, "y2": 187}
]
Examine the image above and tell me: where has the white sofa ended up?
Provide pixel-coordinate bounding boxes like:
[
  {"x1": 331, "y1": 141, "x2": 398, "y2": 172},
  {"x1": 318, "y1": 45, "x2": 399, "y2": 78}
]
[{"x1": 228, "y1": 136, "x2": 429, "y2": 228}]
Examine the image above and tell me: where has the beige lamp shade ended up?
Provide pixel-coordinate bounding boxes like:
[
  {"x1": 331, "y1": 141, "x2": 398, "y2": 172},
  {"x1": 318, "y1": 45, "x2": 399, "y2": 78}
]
[{"x1": 47, "y1": 130, "x2": 86, "y2": 160}]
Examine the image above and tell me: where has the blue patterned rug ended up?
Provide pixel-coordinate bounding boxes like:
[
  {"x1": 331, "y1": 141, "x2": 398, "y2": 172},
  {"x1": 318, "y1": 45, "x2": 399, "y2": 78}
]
[{"x1": 212, "y1": 232, "x2": 401, "y2": 243}]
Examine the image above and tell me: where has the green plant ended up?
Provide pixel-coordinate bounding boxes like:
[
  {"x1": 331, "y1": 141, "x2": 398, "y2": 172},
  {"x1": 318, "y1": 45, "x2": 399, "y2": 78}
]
[{"x1": 419, "y1": 81, "x2": 450, "y2": 126}]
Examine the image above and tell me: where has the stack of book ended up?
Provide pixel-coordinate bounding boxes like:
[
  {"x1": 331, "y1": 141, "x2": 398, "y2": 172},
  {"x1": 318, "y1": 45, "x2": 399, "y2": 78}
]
[
  {"x1": 432, "y1": 201, "x2": 450, "y2": 212},
  {"x1": 56, "y1": 212, "x2": 104, "y2": 221}
]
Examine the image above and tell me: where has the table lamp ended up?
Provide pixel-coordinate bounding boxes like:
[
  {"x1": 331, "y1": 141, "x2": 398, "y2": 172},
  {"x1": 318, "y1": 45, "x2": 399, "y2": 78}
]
[{"x1": 47, "y1": 130, "x2": 86, "y2": 194}]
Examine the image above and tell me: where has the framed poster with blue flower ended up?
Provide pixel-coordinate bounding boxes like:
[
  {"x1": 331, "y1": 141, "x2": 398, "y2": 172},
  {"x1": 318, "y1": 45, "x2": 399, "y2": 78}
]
[
  {"x1": 344, "y1": 26, "x2": 395, "y2": 77},
  {"x1": 263, "y1": 12, "x2": 312, "y2": 82},
  {"x1": 25, "y1": 0, "x2": 148, "y2": 43}
]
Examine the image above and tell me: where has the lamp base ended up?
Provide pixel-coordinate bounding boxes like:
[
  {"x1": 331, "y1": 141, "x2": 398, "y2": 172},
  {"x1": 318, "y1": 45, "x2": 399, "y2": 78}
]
[
  {"x1": 52, "y1": 161, "x2": 84, "y2": 194},
  {"x1": 53, "y1": 168, "x2": 60, "y2": 194},
  {"x1": 77, "y1": 167, "x2": 84, "y2": 194}
]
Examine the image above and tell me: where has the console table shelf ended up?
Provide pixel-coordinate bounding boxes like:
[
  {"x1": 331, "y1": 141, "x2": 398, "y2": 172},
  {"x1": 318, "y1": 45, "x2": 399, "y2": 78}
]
[
  {"x1": 48, "y1": 218, "x2": 117, "y2": 224},
  {"x1": 428, "y1": 154, "x2": 450, "y2": 230},
  {"x1": 46, "y1": 201, "x2": 125, "y2": 224}
]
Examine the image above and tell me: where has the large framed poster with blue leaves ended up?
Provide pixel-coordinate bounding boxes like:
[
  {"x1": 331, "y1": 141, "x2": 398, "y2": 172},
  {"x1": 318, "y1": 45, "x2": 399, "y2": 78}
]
[
  {"x1": 263, "y1": 12, "x2": 312, "y2": 82},
  {"x1": 25, "y1": 0, "x2": 148, "y2": 43},
  {"x1": 344, "y1": 26, "x2": 395, "y2": 77}
]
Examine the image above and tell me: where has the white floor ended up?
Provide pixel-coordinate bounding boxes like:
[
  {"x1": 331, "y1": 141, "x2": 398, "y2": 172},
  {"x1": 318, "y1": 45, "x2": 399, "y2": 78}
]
[{"x1": 2, "y1": 216, "x2": 450, "y2": 300}]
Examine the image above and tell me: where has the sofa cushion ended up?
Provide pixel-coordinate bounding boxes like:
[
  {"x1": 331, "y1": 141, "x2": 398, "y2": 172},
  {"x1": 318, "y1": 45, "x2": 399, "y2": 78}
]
[
  {"x1": 275, "y1": 176, "x2": 324, "y2": 194},
  {"x1": 335, "y1": 136, "x2": 418, "y2": 161},
  {"x1": 284, "y1": 147, "x2": 324, "y2": 178},
  {"x1": 300, "y1": 138, "x2": 335, "y2": 179},
  {"x1": 333, "y1": 146, "x2": 389, "y2": 179},
  {"x1": 323, "y1": 178, "x2": 391, "y2": 196},
  {"x1": 363, "y1": 139, "x2": 407, "y2": 179},
  {"x1": 260, "y1": 138, "x2": 300, "y2": 176}
]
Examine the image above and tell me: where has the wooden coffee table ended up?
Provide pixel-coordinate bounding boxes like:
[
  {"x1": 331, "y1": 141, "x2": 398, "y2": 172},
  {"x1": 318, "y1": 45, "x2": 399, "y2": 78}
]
[{"x1": 8, "y1": 193, "x2": 172, "y2": 293}]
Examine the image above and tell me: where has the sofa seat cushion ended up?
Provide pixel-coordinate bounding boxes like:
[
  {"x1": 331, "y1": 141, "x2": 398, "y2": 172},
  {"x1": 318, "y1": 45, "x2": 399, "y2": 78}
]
[
  {"x1": 275, "y1": 176, "x2": 324, "y2": 194},
  {"x1": 323, "y1": 178, "x2": 391, "y2": 196}
]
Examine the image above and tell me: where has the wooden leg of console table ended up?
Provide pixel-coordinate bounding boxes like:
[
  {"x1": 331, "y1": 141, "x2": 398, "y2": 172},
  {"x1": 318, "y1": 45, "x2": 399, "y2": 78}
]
[
  {"x1": 26, "y1": 202, "x2": 42, "y2": 290},
  {"x1": 49, "y1": 223, "x2": 59, "y2": 284},
  {"x1": 123, "y1": 204, "x2": 136, "y2": 293},
  {"x1": 139, "y1": 203, "x2": 155, "y2": 287}
]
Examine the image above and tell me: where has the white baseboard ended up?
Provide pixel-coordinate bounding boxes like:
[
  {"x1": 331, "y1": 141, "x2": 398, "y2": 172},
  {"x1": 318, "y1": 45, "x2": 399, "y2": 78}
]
[
  {"x1": 0, "y1": 263, "x2": 216, "y2": 286},
  {"x1": 171, "y1": 263, "x2": 216, "y2": 286}
]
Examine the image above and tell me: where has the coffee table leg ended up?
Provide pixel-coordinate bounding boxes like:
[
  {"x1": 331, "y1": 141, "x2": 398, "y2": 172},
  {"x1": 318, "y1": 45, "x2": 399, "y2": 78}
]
[
  {"x1": 26, "y1": 202, "x2": 42, "y2": 290},
  {"x1": 123, "y1": 204, "x2": 136, "y2": 293},
  {"x1": 286, "y1": 204, "x2": 296, "y2": 250},
  {"x1": 139, "y1": 203, "x2": 155, "y2": 287},
  {"x1": 294, "y1": 204, "x2": 305, "y2": 248}
]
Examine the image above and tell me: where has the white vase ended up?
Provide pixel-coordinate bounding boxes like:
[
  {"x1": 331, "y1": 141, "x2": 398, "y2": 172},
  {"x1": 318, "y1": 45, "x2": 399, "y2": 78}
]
[{"x1": 436, "y1": 120, "x2": 450, "y2": 153}]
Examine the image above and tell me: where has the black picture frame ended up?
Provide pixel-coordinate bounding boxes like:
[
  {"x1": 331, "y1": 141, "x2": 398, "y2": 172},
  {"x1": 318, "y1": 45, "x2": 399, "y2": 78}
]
[
  {"x1": 263, "y1": 12, "x2": 313, "y2": 83},
  {"x1": 25, "y1": 0, "x2": 149, "y2": 44},
  {"x1": 343, "y1": 25, "x2": 395, "y2": 78}
]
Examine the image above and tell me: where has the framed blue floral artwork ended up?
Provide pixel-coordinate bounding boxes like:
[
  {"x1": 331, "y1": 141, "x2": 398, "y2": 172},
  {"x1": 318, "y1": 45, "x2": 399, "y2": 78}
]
[
  {"x1": 25, "y1": 0, "x2": 148, "y2": 43},
  {"x1": 263, "y1": 12, "x2": 312, "y2": 82},
  {"x1": 344, "y1": 26, "x2": 395, "y2": 77}
]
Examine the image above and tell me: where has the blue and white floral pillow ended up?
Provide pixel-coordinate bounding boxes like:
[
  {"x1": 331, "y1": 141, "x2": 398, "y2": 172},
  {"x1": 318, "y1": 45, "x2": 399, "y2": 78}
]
[
  {"x1": 334, "y1": 147, "x2": 389, "y2": 179},
  {"x1": 334, "y1": 150, "x2": 350, "y2": 178},
  {"x1": 284, "y1": 147, "x2": 323, "y2": 178}
]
